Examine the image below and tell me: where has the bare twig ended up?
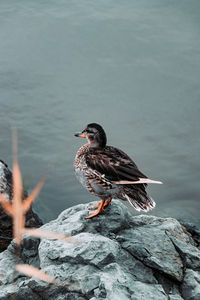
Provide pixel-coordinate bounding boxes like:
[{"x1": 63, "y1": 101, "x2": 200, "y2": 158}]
[{"x1": 16, "y1": 264, "x2": 57, "y2": 284}]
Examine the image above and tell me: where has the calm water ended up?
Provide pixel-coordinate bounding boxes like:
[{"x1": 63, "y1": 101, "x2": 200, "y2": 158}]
[{"x1": 0, "y1": 0, "x2": 199, "y2": 225}]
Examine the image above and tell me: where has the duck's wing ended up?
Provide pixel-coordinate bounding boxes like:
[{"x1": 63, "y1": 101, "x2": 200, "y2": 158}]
[{"x1": 85, "y1": 146, "x2": 162, "y2": 184}]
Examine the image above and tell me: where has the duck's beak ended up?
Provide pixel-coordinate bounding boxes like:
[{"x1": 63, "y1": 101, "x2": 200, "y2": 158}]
[{"x1": 74, "y1": 131, "x2": 86, "y2": 138}]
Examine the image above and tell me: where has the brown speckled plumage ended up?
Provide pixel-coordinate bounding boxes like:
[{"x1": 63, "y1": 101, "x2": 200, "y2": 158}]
[{"x1": 74, "y1": 123, "x2": 162, "y2": 218}]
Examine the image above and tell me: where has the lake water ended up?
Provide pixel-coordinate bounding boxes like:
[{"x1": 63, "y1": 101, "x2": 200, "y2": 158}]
[{"x1": 0, "y1": 0, "x2": 199, "y2": 225}]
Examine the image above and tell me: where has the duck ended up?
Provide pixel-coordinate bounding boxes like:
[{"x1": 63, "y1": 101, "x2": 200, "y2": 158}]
[{"x1": 74, "y1": 123, "x2": 162, "y2": 219}]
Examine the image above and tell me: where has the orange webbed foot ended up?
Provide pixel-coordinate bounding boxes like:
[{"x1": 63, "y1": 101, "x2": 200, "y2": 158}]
[
  {"x1": 89, "y1": 198, "x2": 112, "y2": 211},
  {"x1": 86, "y1": 199, "x2": 105, "y2": 219},
  {"x1": 89, "y1": 202, "x2": 100, "y2": 210},
  {"x1": 85, "y1": 211, "x2": 102, "y2": 219},
  {"x1": 86, "y1": 199, "x2": 112, "y2": 219}
]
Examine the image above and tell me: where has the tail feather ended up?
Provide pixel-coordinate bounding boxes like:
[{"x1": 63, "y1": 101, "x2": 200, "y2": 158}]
[
  {"x1": 112, "y1": 178, "x2": 162, "y2": 185},
  {"x1": 123, "y1": 193, "x2": 156, "y2": 212}
]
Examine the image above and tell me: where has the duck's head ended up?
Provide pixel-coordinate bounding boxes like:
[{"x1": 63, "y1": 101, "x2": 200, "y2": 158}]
[{"x1": 75, "y1": 123, "x2": 107, "y2": 148}]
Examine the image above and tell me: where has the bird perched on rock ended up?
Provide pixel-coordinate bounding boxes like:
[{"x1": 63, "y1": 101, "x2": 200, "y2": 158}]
[{"x1": 74, "y1": 123, "x2": 162, "y2": 219}]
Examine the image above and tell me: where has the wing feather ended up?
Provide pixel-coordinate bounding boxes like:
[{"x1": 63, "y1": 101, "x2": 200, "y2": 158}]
[{"x1": 85, "y1": 146, "x2": 150, "y2": 183}]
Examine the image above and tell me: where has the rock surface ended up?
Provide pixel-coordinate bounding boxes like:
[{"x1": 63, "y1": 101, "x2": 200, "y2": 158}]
[
  {"x1": 0, "y1": 160, "x2": 43, "y2": 252},
  {"x1": 0, "y1": 199, "x2": 200, "y2": 299}
]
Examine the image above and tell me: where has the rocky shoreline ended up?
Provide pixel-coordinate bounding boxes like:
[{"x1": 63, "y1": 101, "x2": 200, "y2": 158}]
[{"x1": 0, "y1": 199, "x2": 200, "y2": 300}]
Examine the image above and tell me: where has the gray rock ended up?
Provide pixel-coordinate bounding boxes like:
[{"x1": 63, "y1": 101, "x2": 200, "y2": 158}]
[
  {"x1": 0, "y1": 284, "x2": 17, "y2": 300},
  {"x1": 0, "y1": 248, "x2": 16, "y2": 285},
  {"x1": 181, "y1": 269, "x2": 200, "y2": 300},
  {"x1": 16, "y1": 286, "x2": 42, "y2": 300},
  {"x1": 117, "y1": 215, "x2": 185, "y2": 281},
  {"x1": 179, "y1": 220, "x2": 200, "y2": 250},
  {"x1": 169, "y1": 295, "x2": 184, "y2": 300},
  {"x1": 153, "y1": 271, "x2": 184, "y2": 299},
  {"x1": 130, "y1": 281, "x2": 167, "y2": 300},
  {"x1": 39, "y1": 232, "x2": 120, "y2": 268},
  {"x1": 169, "y1": 236, "x2": 200, "y2": 270},
  {"x1": 0, "y1": 200, "x2": 199, "y2": 299}
]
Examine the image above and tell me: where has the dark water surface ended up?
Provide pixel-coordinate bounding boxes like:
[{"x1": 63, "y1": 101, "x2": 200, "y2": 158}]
[{"x1": 0, "y1": 0, "x2": 199, "y2": 224}]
